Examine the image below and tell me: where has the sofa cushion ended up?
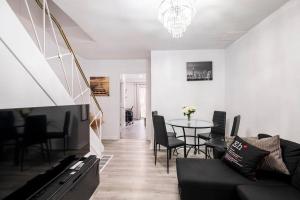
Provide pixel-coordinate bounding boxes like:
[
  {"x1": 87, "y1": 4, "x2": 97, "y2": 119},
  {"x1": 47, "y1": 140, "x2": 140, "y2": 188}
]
[
  {"x1": 177, "y1": 158, "x2": 253, "y2": 188},
  {"x1": 292, "y1": 163, "x2": 300, "y2": 190},
  {"x1": 258, "y1": 134, "x2": 300, "y2": 175},
  {"x1": 256, "y1": 170, "x2": 291, "y2": 184},
  {"x1": 223, "y1": 136, "x2": 269, "y2": 179},
  {"x1": 177, "y1": 158, "x2": 252, "y2": 200},
  {"x1": 246, "y1": 135, "x2": 289, "y2": 175},
  {"x1": 237, "y1": 185, "x2": 300, "y2": 200},
  {"x1": 280, "y1": 139, "x2": 300, "y2": 174}
]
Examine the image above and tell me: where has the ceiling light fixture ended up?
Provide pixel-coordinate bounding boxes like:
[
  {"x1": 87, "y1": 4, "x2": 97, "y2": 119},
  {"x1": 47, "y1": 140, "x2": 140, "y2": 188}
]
[{"x1": 158, "y1": 0, "x2": 196, "y2": 38}]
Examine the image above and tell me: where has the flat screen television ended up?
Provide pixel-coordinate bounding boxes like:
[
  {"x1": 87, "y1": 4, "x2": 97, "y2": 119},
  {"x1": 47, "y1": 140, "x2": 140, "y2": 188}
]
[{"x1": 0, "y1": 104, "x2": 90, "y2": 199}]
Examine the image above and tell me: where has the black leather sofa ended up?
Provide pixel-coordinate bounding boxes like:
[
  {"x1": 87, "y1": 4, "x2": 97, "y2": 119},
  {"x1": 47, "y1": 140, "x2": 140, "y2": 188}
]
[{"x1": 176, "y1": 136, "x2": 300, "y2": 200}]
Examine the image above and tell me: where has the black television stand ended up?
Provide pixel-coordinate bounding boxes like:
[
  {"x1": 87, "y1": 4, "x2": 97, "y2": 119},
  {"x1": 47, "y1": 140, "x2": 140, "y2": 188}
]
[{"x1": 5, "y1": 155, "x2": 100, "y2": 200}]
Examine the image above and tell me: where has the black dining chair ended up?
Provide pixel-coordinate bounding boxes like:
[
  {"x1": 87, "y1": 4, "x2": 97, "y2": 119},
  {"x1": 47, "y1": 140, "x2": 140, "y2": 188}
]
[
  {"x1": 152, "y1": 111, "x2": 158, "y2": 155},
  {"x1": 152, "y1": 111, "x2": 176, "y2": 154},
  {"x1": 197, "y1": 111, "x2": 226, "y2": 141},
  {"x1": 0, "y1": 111, "x2": 19, "y2": 165},
  {"x1": 0, "y1": 111, "x2": 18, "y2": 141},
  {"x1": 153, "y1": 115, "x2": 186, "y2": 173},
  {"x1": 197, "y1": 111, "x2": 226, "y2": 153},
  {"x1": 230, "y1": 115, "x2": 241, "y2": 137},
  {"x1": 20, "y1": 115, "x2": 50, "y2": 171},
  {"x1": 152, "y1": 111, "x2": 176, "y2": 137},
  {"x1": 46, "y1": 111, "x2": 71, "y2": 154},
  {"x1": 126, "y1": 106, "x2": 134, "y2": 126},
  {"x1": 205, "y1": 114, "x2": 241, "y2": 159}
]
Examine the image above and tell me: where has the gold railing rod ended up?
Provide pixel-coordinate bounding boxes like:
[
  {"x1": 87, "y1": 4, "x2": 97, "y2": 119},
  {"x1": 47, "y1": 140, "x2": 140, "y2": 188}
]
[{"x1": 35, "y1": 0, "x2": 103, "y2": 116}]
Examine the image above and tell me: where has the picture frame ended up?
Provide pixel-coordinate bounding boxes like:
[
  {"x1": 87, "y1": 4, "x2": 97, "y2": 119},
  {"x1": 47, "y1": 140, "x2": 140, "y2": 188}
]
[
  {"x1": 90, "y1": 76, "x2": 110, "y2": 96},
  {"x1": 186, "y1": 61, "x2": 213, "y2": 81}
]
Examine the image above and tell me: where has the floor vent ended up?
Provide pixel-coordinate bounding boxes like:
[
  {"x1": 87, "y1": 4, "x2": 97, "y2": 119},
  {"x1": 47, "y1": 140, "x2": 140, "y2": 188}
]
[{"x1": 99, "y1": 155, "x2": 113, "y2": 173}]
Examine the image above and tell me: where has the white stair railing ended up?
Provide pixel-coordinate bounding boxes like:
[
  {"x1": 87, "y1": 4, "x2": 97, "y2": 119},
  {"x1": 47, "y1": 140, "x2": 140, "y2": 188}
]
[{"x1": 22, "y1": 0, "x2": 104, "y2": 155}]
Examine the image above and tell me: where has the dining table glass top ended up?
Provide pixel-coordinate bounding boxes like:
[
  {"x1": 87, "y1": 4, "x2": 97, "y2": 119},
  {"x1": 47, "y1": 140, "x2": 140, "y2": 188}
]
[{"x1": 166, "y1": 119, "x2": 214, "y2": 128}]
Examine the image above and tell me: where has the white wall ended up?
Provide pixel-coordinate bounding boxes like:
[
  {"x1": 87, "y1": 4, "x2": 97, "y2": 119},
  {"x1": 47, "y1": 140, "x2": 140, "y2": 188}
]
[
  {"x1": 225, "y1": 0, "x2": 300, "y2": 142},
  {"x1": 80, "y1": 58, "x2": 151, "y2": 140},
  {"x1": 151, "y1": 50, "x2": 226, "y2": 121}
]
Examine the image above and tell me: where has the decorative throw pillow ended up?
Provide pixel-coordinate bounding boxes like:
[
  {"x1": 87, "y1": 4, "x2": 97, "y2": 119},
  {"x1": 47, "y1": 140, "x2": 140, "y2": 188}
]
[
  {"x1": 223, "y1": 136, "x2": 269, "y2": 179},
  {"x1": 246, "y1": 135, "x2": 290, "y2": 175},
  {"x1": 225, "y1": 136, "x2": 257, "y2": 148}
]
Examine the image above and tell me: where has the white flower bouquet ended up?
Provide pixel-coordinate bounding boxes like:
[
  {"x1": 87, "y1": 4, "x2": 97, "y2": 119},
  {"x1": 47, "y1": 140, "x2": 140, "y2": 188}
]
[{"x1": 182, "y1": 106, "x2": 196, "y2": 121}]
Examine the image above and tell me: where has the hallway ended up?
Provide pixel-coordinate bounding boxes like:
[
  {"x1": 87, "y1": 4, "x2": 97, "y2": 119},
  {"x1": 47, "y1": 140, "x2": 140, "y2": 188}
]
[{"x1": 121, "y1": 120, "x2": 147, "y2": 140}]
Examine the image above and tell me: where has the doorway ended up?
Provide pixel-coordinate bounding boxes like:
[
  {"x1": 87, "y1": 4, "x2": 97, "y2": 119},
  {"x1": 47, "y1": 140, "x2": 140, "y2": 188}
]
[
  {"x1": 120, "y1": 74, "x2": 147, "y2": 140},
  {"x1": 120, "y1": 74, "x2": 147, "y2": 139}
]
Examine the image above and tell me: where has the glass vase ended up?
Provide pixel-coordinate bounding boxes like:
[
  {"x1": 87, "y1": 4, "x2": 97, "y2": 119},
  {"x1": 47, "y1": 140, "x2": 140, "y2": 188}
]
[{"x1": 187, "y1": 114, "x2": 191, "y2": 121}]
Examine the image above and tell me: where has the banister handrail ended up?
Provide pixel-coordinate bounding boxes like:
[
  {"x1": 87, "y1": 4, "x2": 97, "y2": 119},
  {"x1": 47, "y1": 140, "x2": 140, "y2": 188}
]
[{"x1": 35, "y1": 0, "x2": 103, "y2": 116}]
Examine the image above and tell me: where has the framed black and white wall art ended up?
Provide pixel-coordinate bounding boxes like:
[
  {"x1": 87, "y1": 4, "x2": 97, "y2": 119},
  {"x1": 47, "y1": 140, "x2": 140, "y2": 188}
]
[{"x1": 186, "y1": 61, "x2": 213, "y2": 81}]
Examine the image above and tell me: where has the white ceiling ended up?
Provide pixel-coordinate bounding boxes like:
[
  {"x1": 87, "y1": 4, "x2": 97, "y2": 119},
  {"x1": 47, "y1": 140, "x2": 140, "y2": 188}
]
[{"x1": 53, "y1": 0, "x2": 289, "y2": 59}]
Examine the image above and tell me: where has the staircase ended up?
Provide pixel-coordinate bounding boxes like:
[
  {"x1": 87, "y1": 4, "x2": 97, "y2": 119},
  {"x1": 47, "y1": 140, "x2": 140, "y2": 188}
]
[{"x1": 0, "y1": 0, "x2": 104, "y2": 157}]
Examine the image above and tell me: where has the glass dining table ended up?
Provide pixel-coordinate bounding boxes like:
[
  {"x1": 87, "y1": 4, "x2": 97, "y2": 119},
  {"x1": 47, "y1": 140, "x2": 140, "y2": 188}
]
[{"x1": 166, "y1": 119, "x2": 214, "y2": 156}]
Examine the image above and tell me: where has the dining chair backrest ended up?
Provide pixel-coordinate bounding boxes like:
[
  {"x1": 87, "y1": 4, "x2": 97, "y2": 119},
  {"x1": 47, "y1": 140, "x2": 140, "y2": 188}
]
[
  {"x1": 23, "y1": 115, "x2": 47, "y2": 146},
  {"x1": 152, "y1": 111, "x2": 158, "y2": 117},
  {"x1": 211, "y1": 111, "x2": 226, "y2": 137},
  {"x1": 152, "y1": 115, "x2": 168, "y2": 147},
  {"x1": 63, "y1": 111, "x2": 71, "y2": 136},
  {"x1": 0, "y1": 111, "x2": 17, "y2": 140},
  {"x1": 230, "y1": 115, "x2": 241, "y2": 137},
  {"x1": 151, "y1": 111, "x2": 158, "y2": 131},
  {"x1": 0, "y1": 111, "x2": 14, "y2": 127}
]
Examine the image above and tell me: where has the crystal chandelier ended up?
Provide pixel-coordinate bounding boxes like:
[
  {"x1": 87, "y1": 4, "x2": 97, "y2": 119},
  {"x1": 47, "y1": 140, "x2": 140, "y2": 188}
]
[{"x1": 158, "y1": 0, "x2": 196, "y2": 38}]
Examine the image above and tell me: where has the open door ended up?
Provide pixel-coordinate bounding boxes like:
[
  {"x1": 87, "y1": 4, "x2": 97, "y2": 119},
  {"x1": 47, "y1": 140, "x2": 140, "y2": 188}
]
[{"x1": 120, "y1": 74, "x2": 146, "y2": 139}]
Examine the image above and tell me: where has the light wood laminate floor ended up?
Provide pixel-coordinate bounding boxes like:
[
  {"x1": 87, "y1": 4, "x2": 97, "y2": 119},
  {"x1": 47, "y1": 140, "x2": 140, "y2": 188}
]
[
  {"x1": 92, "y1": 139, "x2": 183, "y2": 200},
  {"x1": 121, "y1": 120, "x2": 147, "y2": 140}
]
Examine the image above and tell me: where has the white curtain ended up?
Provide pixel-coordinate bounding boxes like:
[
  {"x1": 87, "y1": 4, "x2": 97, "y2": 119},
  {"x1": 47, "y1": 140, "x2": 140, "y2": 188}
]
[{"x1": 136, "y1": 84, "x2": 146, "y2": 119}]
